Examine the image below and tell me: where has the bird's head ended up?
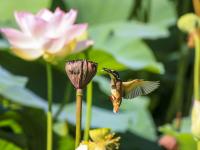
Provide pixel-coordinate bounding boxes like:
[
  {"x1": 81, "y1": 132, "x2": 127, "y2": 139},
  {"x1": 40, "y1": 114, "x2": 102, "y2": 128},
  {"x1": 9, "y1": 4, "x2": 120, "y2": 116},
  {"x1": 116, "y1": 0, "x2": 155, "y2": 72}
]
[{"x1": 102, "y1": 68, "x2": 120, "y2": 80}]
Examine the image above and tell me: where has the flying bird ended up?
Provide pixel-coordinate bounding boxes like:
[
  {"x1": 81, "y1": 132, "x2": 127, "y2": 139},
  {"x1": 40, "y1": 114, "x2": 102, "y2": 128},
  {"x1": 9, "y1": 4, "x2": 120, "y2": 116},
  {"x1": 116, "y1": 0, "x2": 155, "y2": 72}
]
[{"x1": 103, "y1": 68, "x2": 160, "y2": 113}]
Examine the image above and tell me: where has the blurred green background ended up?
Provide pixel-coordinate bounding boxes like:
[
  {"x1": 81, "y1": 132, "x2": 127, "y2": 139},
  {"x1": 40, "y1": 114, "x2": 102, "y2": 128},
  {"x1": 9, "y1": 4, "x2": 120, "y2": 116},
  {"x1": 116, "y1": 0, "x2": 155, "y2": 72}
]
[{"x1": 0, "y1": 0, "x2": 197, "y2": 149}]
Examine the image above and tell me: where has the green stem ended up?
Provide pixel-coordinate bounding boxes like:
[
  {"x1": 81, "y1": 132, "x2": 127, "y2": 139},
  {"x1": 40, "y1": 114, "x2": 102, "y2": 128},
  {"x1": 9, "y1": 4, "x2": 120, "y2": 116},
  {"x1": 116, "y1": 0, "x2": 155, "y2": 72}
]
[
  {"x1": 194, "y1": 35, "x2": 200, "y2": 100},
  {"x1": 166, "y1": 44, "x2": 189, "y2": 121},
  {"x1": 198, "y1": 141, "x2": 200, "y2": 150},
  {"x1": 75, "y1": 89, "x2": 83, "y2": 148},
  {"x1": 46, "y1": 63, "x2": 53, "y2": 150},
  {"x1": 84, "y1": 82, "x2": 93, "y2": 141}
]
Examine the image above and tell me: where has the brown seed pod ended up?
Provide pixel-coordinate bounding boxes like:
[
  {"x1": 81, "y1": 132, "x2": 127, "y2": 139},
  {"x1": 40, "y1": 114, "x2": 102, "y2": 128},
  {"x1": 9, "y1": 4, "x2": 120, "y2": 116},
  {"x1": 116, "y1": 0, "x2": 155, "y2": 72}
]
[{"x1": 65, "y1": 60, "x2": 97, "y2": 89}]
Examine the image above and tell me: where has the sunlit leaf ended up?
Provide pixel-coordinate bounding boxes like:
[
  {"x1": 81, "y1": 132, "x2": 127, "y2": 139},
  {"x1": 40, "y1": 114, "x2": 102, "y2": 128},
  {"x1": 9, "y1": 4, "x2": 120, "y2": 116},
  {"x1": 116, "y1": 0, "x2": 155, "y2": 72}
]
[
  {"x1": 0, "y1": 139, "x2": 22, "y2": 150},
  {"x1": 177, "y1": 133, "x2": 196, "y2": 150},
  {"x1": 92, "y1": 37, "x2": 164, "y2": 74},
  {"x1": 0, "y1": 119, "x2": 22, "y2": 134},
  {"x1": 65, "y1": 49, "x2": 126, "y2": 73}
]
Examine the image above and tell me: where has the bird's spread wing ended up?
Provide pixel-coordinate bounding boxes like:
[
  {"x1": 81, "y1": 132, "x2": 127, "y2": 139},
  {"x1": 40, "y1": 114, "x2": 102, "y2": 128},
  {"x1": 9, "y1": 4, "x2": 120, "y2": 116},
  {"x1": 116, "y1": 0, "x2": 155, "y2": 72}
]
[{"x1": 122, "y1": 79, "x2": 159, "y2": 99}]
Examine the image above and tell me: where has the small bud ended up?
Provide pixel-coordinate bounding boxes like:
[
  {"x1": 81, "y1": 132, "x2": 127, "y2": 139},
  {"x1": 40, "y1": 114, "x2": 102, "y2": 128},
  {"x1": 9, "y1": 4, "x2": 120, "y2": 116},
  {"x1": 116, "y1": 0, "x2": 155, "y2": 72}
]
[
  {"x1": 177, "y1": 13, "x2": 200, "y2": 33},
  {"x1": 65, "y1": 60, "x2": 97, "y2": 89},
  {"x1": 192, "y1": 100, "x2": 200, "y2": 140},
  {"x1": 88, "y1": 128, "x2": 120, "y2": 150},
  {"x1": 89, "y1": 128, "x2": 111, "y2": 142},
  {"x1": 159, "y1": 135, "x2": 178, "y2": 150}
]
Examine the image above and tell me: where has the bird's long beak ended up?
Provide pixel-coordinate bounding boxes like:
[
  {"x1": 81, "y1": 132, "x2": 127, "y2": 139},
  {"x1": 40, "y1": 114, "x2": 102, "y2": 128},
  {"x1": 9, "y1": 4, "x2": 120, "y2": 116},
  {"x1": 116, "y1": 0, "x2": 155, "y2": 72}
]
[
  {"x1": 112, "y1": 102, "x2": 120, "y2": 113},
  {"x1": 113, "y1": 106, "x2": 119, "y2": 113}
]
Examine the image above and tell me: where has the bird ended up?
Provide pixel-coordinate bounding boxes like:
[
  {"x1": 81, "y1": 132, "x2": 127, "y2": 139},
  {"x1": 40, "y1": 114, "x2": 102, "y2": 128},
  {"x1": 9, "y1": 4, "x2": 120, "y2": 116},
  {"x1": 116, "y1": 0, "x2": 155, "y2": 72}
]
[{"x1": 103, "y1": 68, "x2": 160, "y2": 113}]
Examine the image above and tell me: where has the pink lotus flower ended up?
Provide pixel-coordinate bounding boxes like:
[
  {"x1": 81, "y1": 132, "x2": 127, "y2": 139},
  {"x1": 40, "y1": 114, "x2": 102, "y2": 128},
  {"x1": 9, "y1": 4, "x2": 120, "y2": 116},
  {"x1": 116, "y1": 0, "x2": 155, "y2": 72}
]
[{"x1": 0, "y1": 8, "x2": 93, "y2": 61}]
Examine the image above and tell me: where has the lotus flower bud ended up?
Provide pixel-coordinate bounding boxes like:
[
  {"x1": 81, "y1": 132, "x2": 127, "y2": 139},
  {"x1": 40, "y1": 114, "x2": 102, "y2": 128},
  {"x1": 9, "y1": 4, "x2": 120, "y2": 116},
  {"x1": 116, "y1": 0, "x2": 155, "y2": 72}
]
[{"x1": 159, "y1": 135, "x2": 178, "y2": 150}]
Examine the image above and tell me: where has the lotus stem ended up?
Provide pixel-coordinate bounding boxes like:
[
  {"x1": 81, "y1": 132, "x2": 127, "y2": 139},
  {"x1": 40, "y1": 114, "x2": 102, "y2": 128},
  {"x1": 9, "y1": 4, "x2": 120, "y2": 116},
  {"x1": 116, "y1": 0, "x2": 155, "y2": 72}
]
[
  {"x1": 84, "y1": 82, "x2": 93, "y2": 141},
  {"x1": 198, "y1": 141, "x2": 200, "y2": 150},
  {"x1": 46, "y1": 63, "x2": 53, "y2": 150},
  {"x1": 194, "y1": 34, "x2": 200, "y2": 100},
  {"x1": 75, "y1": 89, "x2": 83, "y2": 148}
]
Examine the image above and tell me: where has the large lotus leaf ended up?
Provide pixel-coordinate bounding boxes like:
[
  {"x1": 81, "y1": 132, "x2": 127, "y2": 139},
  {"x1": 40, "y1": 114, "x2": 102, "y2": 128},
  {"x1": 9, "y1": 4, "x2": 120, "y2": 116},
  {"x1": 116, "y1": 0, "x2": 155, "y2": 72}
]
[
  {"x1": 89, "y1": 21, "x2": 169, "y2": 42},
  {"x1": 65, "y1": 49, "x2": 126, "y2": 73},
  {"x1": 89, "y1": 22, "x2": 166, "y2": 74},
  {"x1": 65, "y1": 0, "x2": 134, "y2": 25},
  {"x1": 0, "y1": 66, "x2": 47, "y2": 110},
  {"x1": 0, "y1": 139, "x2": 22, "y2": 150},
  {"x1": 0, "y1": 0, "x2": 50, "y2": 26},
  {"x1": 92, "y1": 37, "x2": 164, "y2": 74},
  {"x1": 0, "y1": 66, "x2": 27, "y2": 88},
  {"x1": 149, "y1": 0, "x2": 176, "y2": 26},
  {"x1": 57, "y1": 97, "x2": 157, "y2": 141}
]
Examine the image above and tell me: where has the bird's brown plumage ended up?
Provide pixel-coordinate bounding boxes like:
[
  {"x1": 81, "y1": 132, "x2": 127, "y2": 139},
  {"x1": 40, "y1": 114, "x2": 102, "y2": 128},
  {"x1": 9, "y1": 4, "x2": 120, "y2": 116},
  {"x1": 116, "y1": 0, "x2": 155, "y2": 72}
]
[{"x1": 103, "y1": 68, "x2": 160, "y2": 113}]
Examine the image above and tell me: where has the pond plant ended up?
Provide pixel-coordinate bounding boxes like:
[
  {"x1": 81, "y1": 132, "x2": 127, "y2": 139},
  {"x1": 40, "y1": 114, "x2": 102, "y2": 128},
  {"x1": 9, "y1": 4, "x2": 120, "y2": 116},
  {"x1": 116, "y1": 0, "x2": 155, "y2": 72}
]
[
  {"x1": 0, "y1": 8, "x2": 92, "y2": 150},
  {"x1": 177, "y1": 4, "x2": 200, "y2": 150},
  {"x1": 2, "y1": 1, "x2": 199, "y2": 150},
  {"x1": 65, "y1": 60, "x2": 97, "y2": 148},
  {"x1": 158, "y1": 1, "x2": 200, "y2": 150}
]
